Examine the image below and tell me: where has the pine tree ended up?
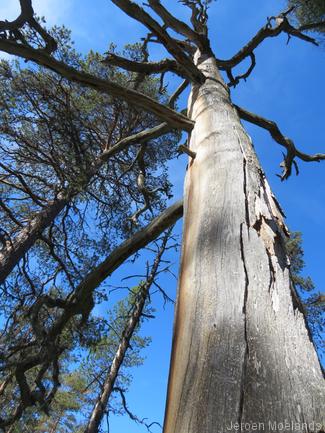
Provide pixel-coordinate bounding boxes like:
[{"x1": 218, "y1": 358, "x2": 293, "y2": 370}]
[
  {"x1": 0, "y1": 1, "x2": 324, "y2": 432},
  {"x1": 288, "y1": 0, "x2": 325, "y2": 34}
]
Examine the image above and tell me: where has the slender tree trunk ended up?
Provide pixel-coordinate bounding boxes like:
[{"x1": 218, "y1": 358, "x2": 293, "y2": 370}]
[
  {"x1": 163, "y1": 53, "x2": 325, "y2": 433},
  {"x1": 85, "y1": 229, "x2": 171, "y2": 433},
  {"x1": 84, "y1": 286, "x2": 148, "y2": 433}
]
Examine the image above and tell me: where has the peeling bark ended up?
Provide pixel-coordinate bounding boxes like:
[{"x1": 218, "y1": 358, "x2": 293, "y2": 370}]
[{"x1": 163, "y1": 53, "x2": 325, "y2": 433}]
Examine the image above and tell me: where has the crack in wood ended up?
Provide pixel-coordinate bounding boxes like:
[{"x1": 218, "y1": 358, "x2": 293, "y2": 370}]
[
  {"x1": 265, "y1": 245, "x2": 276, "y2": 294},
  {"x1": 242, "y1": 157, "x2": 250, "y2": 231},
  {"x1": 238, "y1": 223, "x2": 249, "y2": 426}
]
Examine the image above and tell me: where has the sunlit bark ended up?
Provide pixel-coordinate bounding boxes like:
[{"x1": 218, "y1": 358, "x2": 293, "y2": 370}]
[{"x1": 163, "y1": 52, "x2": 325, "y2": 433}]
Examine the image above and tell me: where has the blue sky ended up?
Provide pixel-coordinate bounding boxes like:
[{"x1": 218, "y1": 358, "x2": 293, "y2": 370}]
[{"x1": 1, "y1": 0, "x2": 324, "y2": 432}]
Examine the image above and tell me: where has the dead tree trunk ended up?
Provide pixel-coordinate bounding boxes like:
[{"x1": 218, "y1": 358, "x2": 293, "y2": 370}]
[{"x1": 163, "y1": 52, "x2": 325, "y2": 433}]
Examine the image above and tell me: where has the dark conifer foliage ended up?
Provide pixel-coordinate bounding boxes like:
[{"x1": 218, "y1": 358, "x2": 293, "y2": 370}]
[{"x1": 288, "y1": 0, "x2": 325, "y2": 34}]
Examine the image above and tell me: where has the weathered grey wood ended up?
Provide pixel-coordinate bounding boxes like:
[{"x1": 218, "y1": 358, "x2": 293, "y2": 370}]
[{"x1": 163, "y1": 53, "x2": 325, "y2": 433}]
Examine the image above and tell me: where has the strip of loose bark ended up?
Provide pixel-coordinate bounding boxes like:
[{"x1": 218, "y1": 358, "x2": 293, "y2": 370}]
[
  {"x1": 84, "y1": 229, "x2": 171, "y2": 433},
  {"x1": 0, "y1": 40, "x2": 194, "y2": 131}
]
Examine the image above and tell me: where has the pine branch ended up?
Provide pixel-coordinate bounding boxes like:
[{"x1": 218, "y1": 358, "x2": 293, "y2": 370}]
[
  {"x1": 84, "y1": 229, "x2": 172, "y2": 433},
  {"x1": 299, "y1": 20, "x2": 325, "y2": 32},
  {"x1": 0, "y1": 200, "x2": 183, "y2": 429},
  {"x1": 0, "y1": 122, "x2": 172, "y2": 285}
]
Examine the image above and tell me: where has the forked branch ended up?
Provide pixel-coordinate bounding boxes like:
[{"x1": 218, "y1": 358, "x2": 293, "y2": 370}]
[
  {"x1": 0, "y1": 0, "x2": 33, "y2": 31},
  {"x1": 147, "y1": 0, "x2": 210, "y2": 53},
  {"x1": 217, "y1": 9, "x2": 319, "y2": 86},
  {"x1": 110, "y1": 0, "x2": 205, "y2": 83},
  {"x1": 0, "y1": 0, "x2": 57, "y2": 53}
]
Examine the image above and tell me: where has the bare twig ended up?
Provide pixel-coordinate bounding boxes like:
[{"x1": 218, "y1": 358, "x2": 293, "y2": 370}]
[{"x1": 113, "y1": 387, "x2": 162, "y2": 432}]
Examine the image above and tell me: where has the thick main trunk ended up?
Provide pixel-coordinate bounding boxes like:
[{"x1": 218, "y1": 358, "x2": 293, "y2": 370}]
[{"x1": 163, "y1": 54, "x2": 324, "y2": 433}]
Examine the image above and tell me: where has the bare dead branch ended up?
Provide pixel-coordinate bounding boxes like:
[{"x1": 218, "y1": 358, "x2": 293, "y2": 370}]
[
  {"x1": 110, "y1": 0, "x2": 205, "y2": 83},
  {"x1": 215, "y1": 12, "x2": 318, "y2": 86},
  {"x1": 0, "y1": 40, "x2": 194, "y2": 131},
  {"x1": 226, "y1": 52, "x2": 256, "y2": 88},
  {"x1": 103, "y1": 52, "x2": 184, "y2": 76},
  {"x1": 168, "y1": 79, "x2": 189, "y2": 109},
  {"x1": 147, "y1": 0, "x2": 210, "y2": 53},
  {"x1": 235, "y1": 105, "x2": 325, "y2": 180},
  {"x1": 0, "y1": 0, "x2": 33, "y2": 31},
  {"x1": 178, "y1": 144, "x2": 196, "y2": 159},
  {"x1": 179, "y1": 0, "x2": 209, "y2": 34},
  {"x1": 217, "y1": 13, "x2": 318, "y2": 70}
]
